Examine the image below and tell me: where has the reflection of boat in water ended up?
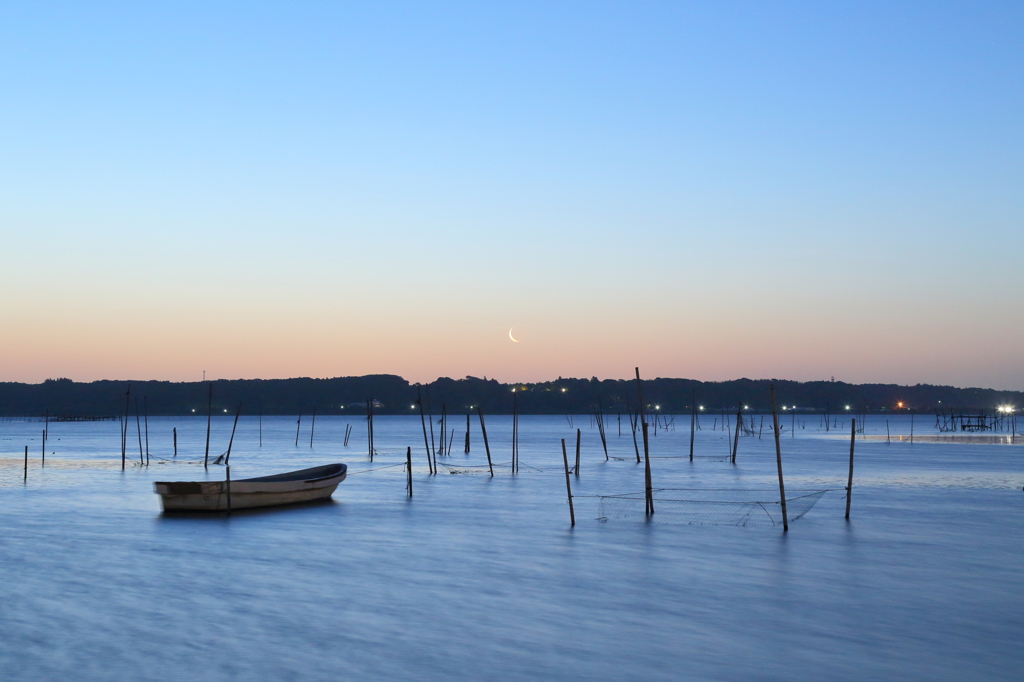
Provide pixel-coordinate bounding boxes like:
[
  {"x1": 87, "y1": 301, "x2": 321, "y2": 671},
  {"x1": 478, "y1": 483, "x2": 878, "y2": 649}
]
[{"x1": 154, "y1": 463, "x2": 347, "y2": 512}]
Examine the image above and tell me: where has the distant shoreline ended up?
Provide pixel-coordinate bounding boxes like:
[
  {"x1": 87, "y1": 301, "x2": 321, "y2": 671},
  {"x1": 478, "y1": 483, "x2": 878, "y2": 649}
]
[{"x1": 0, "y1": 375, "x2": 1019, "y2": 417}]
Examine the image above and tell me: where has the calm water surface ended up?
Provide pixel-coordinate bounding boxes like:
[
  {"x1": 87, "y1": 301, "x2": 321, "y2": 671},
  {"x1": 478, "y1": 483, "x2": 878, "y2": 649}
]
[{"x1": 1, "y1": 414, "x2": 1022, "y2": 681}]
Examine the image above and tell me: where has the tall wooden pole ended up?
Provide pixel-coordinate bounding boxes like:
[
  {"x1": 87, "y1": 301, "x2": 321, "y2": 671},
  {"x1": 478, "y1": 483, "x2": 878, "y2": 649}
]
[
  {"x1": 41, "y1": 430, "x2": 45, "y2": 467},
  {"x1": 477, "y1": 406, "x2": 493, "y2": 477},
  {"x1": 846, "y1": 417, "x2": 856, "y2": 520},
  {"x1": 366, "y1": 400, "x2": 373, "y2": 459},
  {"x1": 295, "y1": 414, "x2": 302, "y2": 447},
  {"x1": 689, "y1": 392, "x2": 696, "y2": 462},
  {"x1": 642, "y1": 420, "x2": 653, "y2": 514},
  {"x1": 634, "y1": 368, "x2": 647, "y2": 466},
  {"x1": 122, "y1": 386, "x2": 130, "y2": 471},
  {"x1": 144, "y1": 396, "x2": 150, "y2": 466},
  {"x1": 173, "y1": 427, "x2": 177, "y2": 457},
  {"x1": 511, "y1": 390, "x2": 519, "y2": 473},
  {"x1": 465, "y1": 414, "x2": 471, "y2": 453},
  {"x1": 258, "y1": 409, "x2": 262, "y2": 447},
  {"x1": 204, "y1": 382, "x2": 212, "y2": 469},
  {"x1": 24, "y1": 445, "x2": 28, "y2": 482},
  {"x1": 225, "y1": 465, "x2": 231, "y2": 516},
  {"x1": 770, "y1": 384, "x2": 789, "y2": 532},
  {"x1": 561, "y1": 438, "x2": 575, "y2": 526}
]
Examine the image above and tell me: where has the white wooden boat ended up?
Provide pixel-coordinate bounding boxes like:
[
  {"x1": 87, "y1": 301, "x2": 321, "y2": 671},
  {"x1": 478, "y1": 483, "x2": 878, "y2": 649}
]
[{"x1": 154, "y1": 463, "x2": 347, "y2": 512}]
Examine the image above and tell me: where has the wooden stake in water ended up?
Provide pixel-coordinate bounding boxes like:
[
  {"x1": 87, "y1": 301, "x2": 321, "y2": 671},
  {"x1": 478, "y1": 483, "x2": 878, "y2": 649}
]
[
  {"x1": 630, "y1": 409, "x2": 641, "y2": 463},
  {"x1": 225, "y1": 465, "x2": 231, "y2": 516},
  {"x1": 204, "y1": 382, "x2": 212, "y2": 469},
  {"x1": 642, "y1": 420, "x2": 653, "y2": 515},
  {"x1": 24, "y1": 445, "x2": 28, "y2": 482},
  {"x1": 295, "y1": 413, "x2": 302, "y2": 447},
  {"x1": 910, "y1": 411, "x2": 914, "y2": 444},
  {"x1": 42, "y1": 429, "x2": 45, "y2": 467},
  {"x1": 465, "y1": 414, "x2": 471, "y2": 453},
  {"x1": 406, "y1": 446, "x2": 413, "y2": 498},
  {"x1": 575, "y1": 428, "x2": 581, "y2": 475},
  {"x1": 770, "y1": 384, "x2": 789, "y2": 532},
  {"x1": 689, "y1": 393, "x2": 696, "y2": 461},
  {"x1": 259, "y1": 409, "x2": 262, "y2": 448},
  {"x1": 511, "y1": 390, "x2": 519, "y2": 473},
  {"x1": 846, "y1": 418, "x2": 856, "y2": 520},
  {"x1": 144, "y1": 396, "x2": 150, "y2": 466},
  {"x1": 477, "y1": 406, "x2": 493, "y2": 477},
  {"x1": 366, "y1": 401, "x2": 374, "y2": 461},
  {"x1": 310, "y1": 406, "x2": 316, "y2": 448},
  {"x1": 173, "y1": 427, "x2": 177, "y2": 457},
  {"x1": 561, "y1": 438, "x2": 575, "y2": 526}
]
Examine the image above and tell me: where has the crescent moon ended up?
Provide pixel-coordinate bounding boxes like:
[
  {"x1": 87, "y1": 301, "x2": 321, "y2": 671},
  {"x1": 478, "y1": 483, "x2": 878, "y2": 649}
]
[{"x1": 509, "y1": 328, "x2": 520, "y2": 343}]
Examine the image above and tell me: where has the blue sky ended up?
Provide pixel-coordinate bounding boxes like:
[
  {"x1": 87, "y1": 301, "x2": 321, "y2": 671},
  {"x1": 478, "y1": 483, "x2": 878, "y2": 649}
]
[{"x1": 1, "y1": 2, "x2": 1022, "y2": 388}]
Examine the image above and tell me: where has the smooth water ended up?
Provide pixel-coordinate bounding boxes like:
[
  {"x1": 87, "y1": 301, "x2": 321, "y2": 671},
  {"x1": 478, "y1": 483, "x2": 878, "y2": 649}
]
[{"x1": 1, "y1": 414, "x2": 1022, "y2": 681}]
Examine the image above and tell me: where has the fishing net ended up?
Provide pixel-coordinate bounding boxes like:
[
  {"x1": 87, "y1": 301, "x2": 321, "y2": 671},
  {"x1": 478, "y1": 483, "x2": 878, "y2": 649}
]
[
  {"x1": 595, "y1": 489, "x2": 828, "y2": 527},
  {"x1": 438, "y1": 460, "x2": 514, "y2": 475},
  {"x1": 437, "y1": 461, "x2": 568, "y2": 475}
]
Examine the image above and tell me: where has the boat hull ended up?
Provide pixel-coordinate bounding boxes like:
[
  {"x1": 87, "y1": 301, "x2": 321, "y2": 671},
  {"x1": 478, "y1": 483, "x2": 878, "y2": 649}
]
[{"x1": 154, "y1": 464, "x2": 346, "y2": 512}]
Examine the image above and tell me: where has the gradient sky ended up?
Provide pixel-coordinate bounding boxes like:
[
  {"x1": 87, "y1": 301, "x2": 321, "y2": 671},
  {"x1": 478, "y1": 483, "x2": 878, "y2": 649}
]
[{"x1": 1, "y1": 2, "x2": 1022, "y2": 388}]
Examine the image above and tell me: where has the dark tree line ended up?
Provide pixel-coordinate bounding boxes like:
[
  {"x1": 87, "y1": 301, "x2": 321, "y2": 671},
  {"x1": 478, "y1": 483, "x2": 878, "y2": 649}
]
[{"x1": 0, "y1": 375, "x2": 1020, "y2": 417}]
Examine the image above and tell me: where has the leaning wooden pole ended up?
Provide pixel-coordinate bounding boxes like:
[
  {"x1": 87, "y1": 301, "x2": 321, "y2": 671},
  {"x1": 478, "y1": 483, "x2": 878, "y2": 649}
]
[
  {"x1": 630, "y1": 409, "x2": 641, "y2": 463},
  {"x1": 731, "y1": 405, "x2": 741, "y2": 464},
  {"x1": 596, "y1": 401, "x2": 608, "y2": 459},
  {"x1": 477, "y1": 406, "x2": 493, "y2": 477},
  {"x1": 561, "y1": 438, "x2": 575, "y2": 526},
  {"x1": 225, "y1": 465, "x2": 231, "y2": 516},
  {"x1": 770, "y1": 383, "x2": 789, "y2": 532},
  {"x1": 224, "y1": 403, "x2": 241, "y2": 465},
  {"x1": 845, "y1": 418, "x2": 856, "y2": 520},
  {"x1": 135, "y1": 397, "x2": 144, "y2": 466},
  {"x1": 295, "y1": 414, "x2": 302, "y2": 447},
  {"x1": 418, "y1": 390, "x2": 433, "y2": 474}
]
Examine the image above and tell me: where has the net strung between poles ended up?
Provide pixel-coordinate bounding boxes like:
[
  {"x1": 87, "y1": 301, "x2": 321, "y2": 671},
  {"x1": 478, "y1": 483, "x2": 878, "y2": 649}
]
[{"x1": 595, "y1": 488, "x2": 829, "y2": 527}]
